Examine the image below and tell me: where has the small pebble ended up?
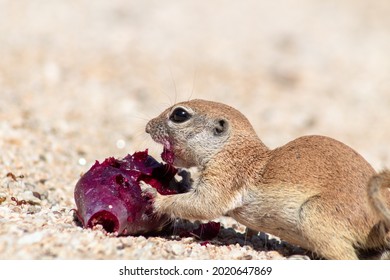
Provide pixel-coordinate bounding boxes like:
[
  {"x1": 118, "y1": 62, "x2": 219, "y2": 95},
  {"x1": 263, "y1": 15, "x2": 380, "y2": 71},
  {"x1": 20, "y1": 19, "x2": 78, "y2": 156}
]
[{"x1": 171, "y1": 243, "x2": 185, "y2": 255}]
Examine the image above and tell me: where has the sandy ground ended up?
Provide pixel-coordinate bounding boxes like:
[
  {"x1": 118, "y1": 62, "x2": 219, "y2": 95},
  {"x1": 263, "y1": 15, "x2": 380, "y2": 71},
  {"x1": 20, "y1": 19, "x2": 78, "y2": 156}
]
[{"x1": 1, "y1": 0, "x2": 390, "y2": 260}]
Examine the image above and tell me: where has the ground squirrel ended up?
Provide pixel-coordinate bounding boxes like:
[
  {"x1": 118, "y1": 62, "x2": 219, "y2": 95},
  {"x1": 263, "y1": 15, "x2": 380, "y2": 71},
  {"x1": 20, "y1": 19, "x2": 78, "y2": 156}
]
[{"x1": 145, "y1": 99, "x2": 390, "y2": 259}]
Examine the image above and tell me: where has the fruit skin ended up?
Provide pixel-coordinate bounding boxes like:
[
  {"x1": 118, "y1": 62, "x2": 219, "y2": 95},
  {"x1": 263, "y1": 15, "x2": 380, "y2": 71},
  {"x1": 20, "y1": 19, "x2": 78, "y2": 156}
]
[{"x1": 74, "y1": 150, "x2": 177, "y2": 236}]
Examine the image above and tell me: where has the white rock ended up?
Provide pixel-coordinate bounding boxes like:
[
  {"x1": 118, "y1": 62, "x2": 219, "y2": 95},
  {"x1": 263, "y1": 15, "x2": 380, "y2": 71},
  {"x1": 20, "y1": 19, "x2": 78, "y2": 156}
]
[
  {"x1": 17, "y1": 231, "x2": 44, "y2": 245},
  {"x1": 171, "y1": 243, "x2": 185, "y2": 255}
]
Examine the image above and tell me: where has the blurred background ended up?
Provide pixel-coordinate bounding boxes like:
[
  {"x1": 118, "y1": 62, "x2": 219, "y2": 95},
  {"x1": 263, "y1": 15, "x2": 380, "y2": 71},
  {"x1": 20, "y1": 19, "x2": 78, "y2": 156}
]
[
  {"x1": 2, "y1": 0, "x2": 390, "y2": 259},
  {"x1": 1, "y1": 0, "x2": 390, "y2": 180}
]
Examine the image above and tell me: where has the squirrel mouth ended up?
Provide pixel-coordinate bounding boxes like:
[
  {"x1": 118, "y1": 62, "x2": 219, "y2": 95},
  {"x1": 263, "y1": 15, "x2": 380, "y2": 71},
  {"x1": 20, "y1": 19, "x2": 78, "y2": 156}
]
[{"x1": 161, "y1": 142, "x2": 175, "y2": 165}]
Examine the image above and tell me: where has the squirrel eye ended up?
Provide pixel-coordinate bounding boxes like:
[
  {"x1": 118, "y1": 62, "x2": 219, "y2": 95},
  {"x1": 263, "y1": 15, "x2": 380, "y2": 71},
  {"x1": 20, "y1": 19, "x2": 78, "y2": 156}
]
[{"x1": 169, "y1": 107, "x2": 191, "y2": 123}]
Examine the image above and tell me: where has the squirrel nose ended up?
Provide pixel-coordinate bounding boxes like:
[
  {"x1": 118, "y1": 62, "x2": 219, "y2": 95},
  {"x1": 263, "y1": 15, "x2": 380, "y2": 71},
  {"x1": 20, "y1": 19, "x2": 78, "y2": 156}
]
[{"x1": 145, "y1": 120, "x2": 152, "y2": 134}]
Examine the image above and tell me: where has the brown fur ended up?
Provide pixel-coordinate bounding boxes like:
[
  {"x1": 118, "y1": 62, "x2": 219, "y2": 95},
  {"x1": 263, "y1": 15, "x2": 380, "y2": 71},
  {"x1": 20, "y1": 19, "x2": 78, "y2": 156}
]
[{"x1": 145, "y1": 99, "x2": 390, "y2": 259}]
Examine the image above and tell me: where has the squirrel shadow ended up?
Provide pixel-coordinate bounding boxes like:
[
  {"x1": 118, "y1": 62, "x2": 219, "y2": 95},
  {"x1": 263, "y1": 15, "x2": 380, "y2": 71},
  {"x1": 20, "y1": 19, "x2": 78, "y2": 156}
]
[
  {"x1": 72, "y1": 212, "x2": 318, "y2": 259},
  {"x1": 154, "y1": 219, "x2": 318, "y2": 259}
]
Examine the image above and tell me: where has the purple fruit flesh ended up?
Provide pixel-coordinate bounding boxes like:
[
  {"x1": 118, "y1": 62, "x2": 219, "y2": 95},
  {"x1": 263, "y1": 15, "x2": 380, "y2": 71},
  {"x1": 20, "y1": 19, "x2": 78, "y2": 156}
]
[
  {"x1": 74, "y1": 150, "x2": 177, "y2": 236},
  {"x1": 74, "y1": 149, "x2": 221, "y2": 240}
]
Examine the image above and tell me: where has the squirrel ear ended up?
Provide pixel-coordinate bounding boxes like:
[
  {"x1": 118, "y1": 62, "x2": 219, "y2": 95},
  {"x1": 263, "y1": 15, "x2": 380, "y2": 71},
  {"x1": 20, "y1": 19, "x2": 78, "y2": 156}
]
[{"x1": 214, "y1": 119, "x2": 228, "y2": 135}]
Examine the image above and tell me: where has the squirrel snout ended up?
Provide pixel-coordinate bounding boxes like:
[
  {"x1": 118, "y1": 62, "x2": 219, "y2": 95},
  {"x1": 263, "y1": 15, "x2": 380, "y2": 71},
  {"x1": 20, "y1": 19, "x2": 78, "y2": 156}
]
[{"x1": 145, "y1": 121, "x2": 152, "y2": 134}]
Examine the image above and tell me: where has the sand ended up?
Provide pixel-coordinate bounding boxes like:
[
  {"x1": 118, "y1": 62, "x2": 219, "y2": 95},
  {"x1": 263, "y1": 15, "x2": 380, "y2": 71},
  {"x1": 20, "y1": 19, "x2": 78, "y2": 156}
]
[{"x1": 1, "y1": 0, "x2": 390, "y2": 260}]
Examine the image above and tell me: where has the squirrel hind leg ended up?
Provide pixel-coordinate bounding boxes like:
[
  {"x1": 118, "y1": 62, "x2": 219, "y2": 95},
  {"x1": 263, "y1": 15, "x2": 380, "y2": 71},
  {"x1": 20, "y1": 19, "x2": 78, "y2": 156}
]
[{"x1": 299, "y1": 195, "x2": 359, "y2": 260}]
